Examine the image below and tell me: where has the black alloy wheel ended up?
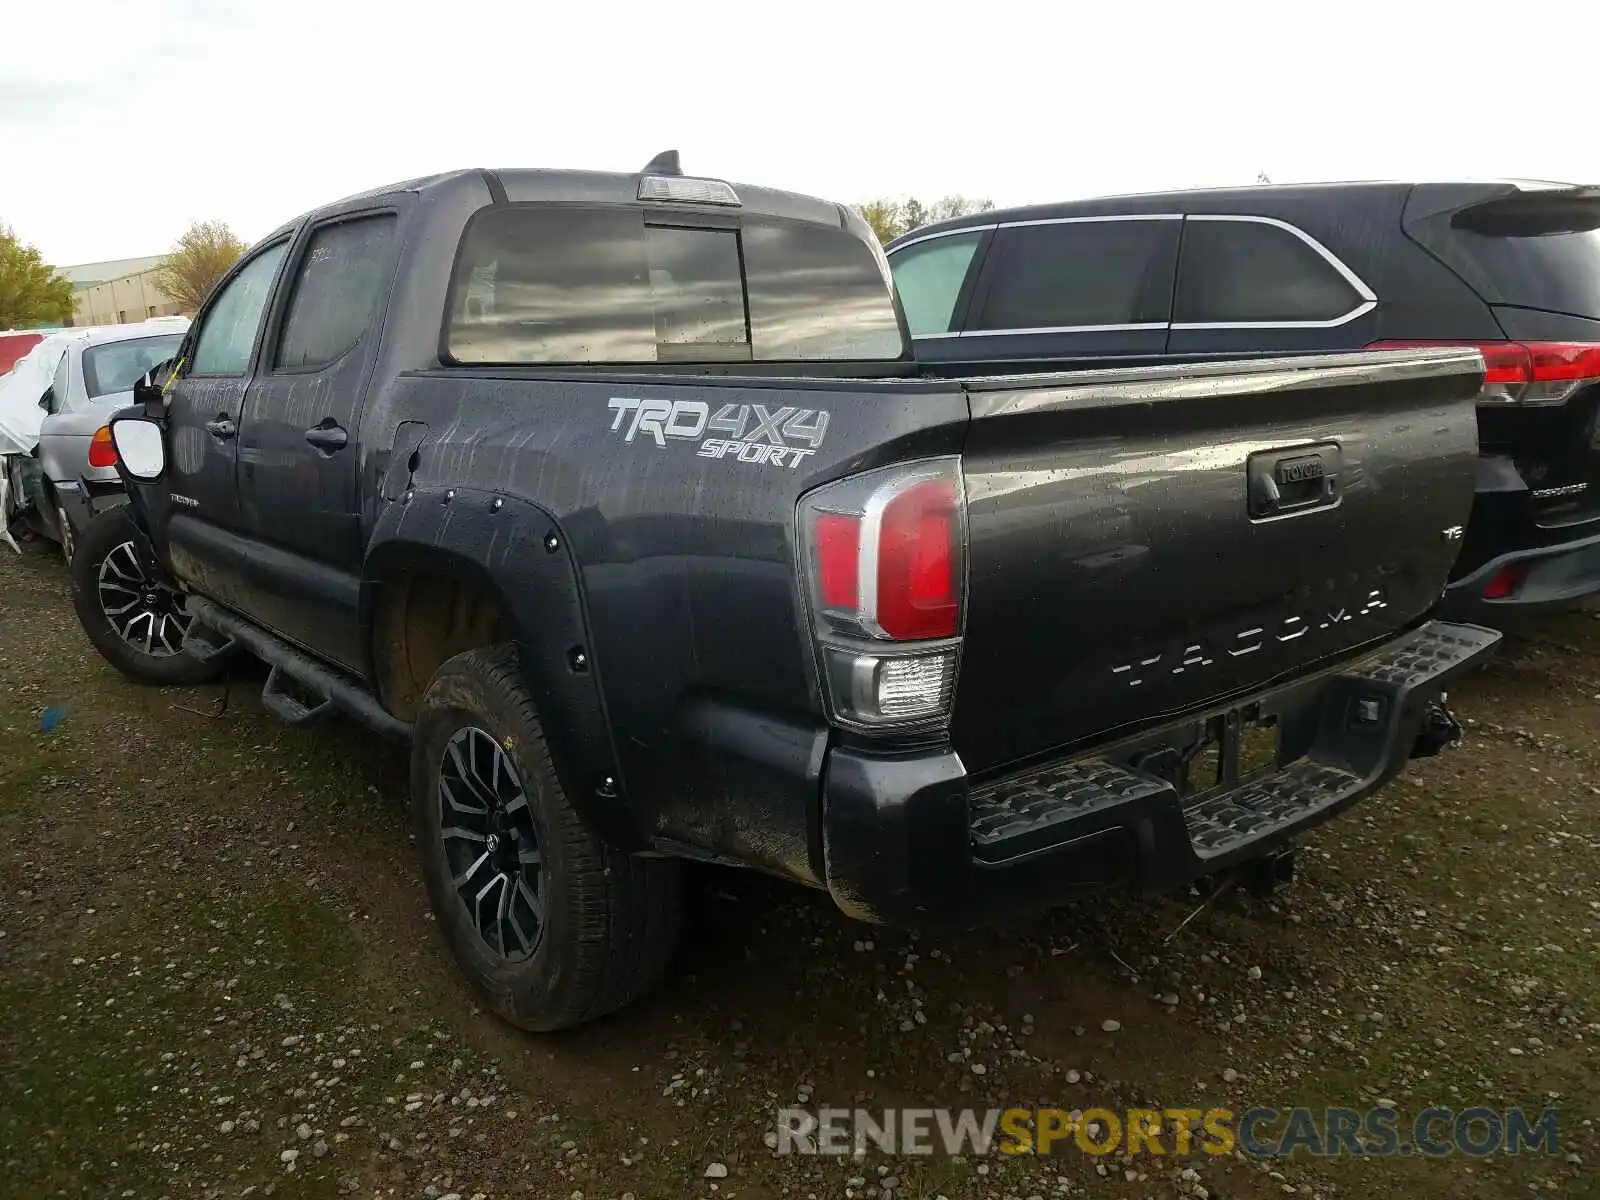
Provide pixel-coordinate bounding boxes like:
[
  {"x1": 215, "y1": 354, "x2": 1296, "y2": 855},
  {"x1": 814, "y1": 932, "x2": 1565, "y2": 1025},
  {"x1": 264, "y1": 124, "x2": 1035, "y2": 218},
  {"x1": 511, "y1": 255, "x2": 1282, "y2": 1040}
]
[
  {"x1": 69, "y1": 506, "x2": 225, "y2": 686},
  {"x1": 96, "y1": 538, "x2": 191, "y2": 658},
  {"x1": 438, "y1": 725, "x2": 545, "y2": 961}
]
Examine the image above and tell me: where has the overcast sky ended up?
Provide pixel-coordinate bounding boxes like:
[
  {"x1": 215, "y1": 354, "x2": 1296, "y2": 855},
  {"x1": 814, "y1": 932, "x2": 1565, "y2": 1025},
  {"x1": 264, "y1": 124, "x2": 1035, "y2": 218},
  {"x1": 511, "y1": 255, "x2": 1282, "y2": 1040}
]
[{"x1": 4, "y1": 0, "x2": 1596, "y2": 265}]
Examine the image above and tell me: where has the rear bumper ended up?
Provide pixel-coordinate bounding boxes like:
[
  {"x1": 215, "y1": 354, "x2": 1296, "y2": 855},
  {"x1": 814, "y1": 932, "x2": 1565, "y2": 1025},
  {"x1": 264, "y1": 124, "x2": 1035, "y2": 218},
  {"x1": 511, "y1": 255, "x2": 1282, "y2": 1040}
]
[
  {"x1": 1444, "y1": 452, "x2": 1600, "y2": 619},
  {"x1": 50, "y1": 477, "x2": 127, "y2": 538},
  {"x1": 1440, "y1": 528, "x2": 1600, "y2": 621},
  {"x1": 819, "y1": 620, "x2": 1499, "y2": 927}
]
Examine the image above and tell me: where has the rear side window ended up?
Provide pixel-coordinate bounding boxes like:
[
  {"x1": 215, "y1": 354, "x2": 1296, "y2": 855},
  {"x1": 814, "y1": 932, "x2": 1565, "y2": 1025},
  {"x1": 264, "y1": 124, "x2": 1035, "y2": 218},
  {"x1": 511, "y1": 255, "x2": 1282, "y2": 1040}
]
[
  {"x1": 446, "y1": 206, "x2": 904, "y2": 365},
  {"x1": 889, "y1": 232, "x2": 983, "y2": 336},
  {"x1": 972, "y1": 219, "x2": 1179, "y2": 331},
  {"x1": 1174, "y1": 218, "x2": 1367, "y2": 325},
  {"x1": 275, "y1": 214, "x2": 397, "y2": 370}
]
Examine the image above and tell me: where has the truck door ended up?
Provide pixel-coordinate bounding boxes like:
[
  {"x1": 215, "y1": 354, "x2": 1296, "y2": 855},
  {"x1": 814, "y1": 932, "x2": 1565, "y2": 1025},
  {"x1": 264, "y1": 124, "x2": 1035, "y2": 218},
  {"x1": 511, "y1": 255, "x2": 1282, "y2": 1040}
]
[
  {"x1": 231, "y1": 209, "x2": 400, "y2": 671},
  {"x1": 162, "y1": 240, "x2": 291, "y2": 593}
]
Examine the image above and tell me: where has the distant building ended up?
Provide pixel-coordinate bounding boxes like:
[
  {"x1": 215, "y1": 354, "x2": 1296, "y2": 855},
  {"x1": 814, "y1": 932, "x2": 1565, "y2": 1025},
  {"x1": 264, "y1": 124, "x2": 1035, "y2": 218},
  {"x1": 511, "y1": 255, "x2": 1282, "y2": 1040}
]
[{"x1": 60, "y1": 256, "x2": 185, "y2": 327}]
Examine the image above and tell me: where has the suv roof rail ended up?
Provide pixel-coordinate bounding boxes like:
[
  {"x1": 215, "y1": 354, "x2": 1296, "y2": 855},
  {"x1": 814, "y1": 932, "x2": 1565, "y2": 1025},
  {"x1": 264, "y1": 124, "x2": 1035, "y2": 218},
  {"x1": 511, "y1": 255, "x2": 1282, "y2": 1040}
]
[{"x1": 641, "y1": 149, "x2": 682, "y2": 177}]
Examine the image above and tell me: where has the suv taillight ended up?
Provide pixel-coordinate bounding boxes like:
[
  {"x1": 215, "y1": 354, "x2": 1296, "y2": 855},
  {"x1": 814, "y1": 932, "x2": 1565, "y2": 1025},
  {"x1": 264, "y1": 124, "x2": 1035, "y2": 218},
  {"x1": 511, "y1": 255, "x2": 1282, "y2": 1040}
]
[
  {"x1": 1370, "y1": 340, "x2": 1600, "y2": 405},
  {"x1": 798, "y1": 457, "x2": 966, "y2": 731}
]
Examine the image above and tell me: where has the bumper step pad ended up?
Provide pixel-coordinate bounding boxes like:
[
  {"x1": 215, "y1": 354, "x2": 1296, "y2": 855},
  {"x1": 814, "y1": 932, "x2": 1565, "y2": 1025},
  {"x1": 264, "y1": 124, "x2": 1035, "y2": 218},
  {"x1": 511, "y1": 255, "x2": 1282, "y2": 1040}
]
[
  {"x1": 1183, "y1": 760, "x2": 1359, "y2": 858},
  {"x1": 965, "y1": 620, "x2": 1500, "y2": 874},
  {"x1": 1342, "y1": 621, "x2": 1500, "y2": 688},
  {"x1": 969, "y1": 759, "x2": 1167, "y2": 853}
]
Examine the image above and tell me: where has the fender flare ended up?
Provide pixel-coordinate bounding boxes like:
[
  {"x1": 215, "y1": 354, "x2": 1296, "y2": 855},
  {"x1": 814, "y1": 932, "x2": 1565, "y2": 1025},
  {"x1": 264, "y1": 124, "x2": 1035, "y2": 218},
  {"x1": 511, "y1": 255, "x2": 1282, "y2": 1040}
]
[{"x1": 364, "y1": 487, "x2": 640, "y2": 849}]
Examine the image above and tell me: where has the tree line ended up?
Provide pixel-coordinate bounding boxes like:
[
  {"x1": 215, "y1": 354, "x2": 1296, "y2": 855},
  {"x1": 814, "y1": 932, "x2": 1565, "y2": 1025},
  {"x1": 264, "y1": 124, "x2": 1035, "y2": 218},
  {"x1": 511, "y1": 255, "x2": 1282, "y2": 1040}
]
[
  {"x1": 852, "y1": 196, "x2": 996, "y2": 244},
  {"x1": 0, "y1": 221, "x2": 245, "y2": 331}
]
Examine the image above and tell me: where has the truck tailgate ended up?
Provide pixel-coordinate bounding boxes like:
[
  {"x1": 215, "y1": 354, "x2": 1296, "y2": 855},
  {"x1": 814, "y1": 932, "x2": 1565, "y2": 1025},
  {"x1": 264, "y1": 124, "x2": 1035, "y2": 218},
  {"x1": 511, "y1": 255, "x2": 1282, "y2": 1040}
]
[{"x1": 952, "y1": 348, "x2": 1484, "y2": 774}]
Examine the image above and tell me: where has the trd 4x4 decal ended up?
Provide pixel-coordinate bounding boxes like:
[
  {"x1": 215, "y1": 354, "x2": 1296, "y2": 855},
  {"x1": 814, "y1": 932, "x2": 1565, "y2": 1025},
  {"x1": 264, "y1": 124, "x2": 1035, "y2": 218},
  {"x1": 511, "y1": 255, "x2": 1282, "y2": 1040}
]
[{"x1": 607, "y1": 399, "x2": 829, "y2": 469}]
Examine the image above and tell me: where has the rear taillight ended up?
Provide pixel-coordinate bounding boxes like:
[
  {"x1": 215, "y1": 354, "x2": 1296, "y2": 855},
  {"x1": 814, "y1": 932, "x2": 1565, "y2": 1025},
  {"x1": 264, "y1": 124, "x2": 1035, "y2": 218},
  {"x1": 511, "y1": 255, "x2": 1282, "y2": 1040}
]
[
  {"x1": 87, "y1": 425, "x2": 117, "y2": 469},
  {"x1": 798, "y1": 458, "x2": 966, "y2": 731},
  {"x1": 1370, "y1": 340, "x2": 1600, "y2": 405}
]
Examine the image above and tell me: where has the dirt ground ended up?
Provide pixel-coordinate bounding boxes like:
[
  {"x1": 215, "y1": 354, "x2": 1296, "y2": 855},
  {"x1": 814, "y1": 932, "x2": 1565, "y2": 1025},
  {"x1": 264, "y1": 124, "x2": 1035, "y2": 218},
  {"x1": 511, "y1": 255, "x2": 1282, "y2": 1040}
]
[{"x1": 1, "y1": 536, "x2": 1595, "y2": 1200}]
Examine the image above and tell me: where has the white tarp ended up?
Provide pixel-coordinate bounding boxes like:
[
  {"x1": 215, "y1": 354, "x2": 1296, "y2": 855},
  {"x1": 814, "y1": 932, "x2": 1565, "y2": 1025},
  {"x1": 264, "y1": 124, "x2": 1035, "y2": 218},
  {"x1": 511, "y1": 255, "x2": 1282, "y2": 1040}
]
[
  {"x1": 0, "y1": 331, "x2": 89, "y2": 458},
  {"x1": 1, "y1": 332, "x2": 91, "y2": 547}
]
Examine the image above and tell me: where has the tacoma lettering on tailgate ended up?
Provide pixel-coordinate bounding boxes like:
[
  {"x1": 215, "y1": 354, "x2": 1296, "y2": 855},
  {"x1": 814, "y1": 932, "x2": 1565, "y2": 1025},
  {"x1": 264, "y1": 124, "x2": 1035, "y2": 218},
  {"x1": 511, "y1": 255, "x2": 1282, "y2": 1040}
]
[{"x1": 1111, "y1": 587, "x2": 1389, "y2": 688}]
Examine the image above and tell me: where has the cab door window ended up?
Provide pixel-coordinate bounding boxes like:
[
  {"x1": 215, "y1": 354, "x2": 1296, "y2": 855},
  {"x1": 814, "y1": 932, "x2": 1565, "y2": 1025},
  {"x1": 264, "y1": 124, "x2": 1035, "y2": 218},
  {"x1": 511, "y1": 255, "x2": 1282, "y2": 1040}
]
[
  {"x1": 190, "y1": 243, "x2": 289, "y2": 375},
  {"x1": 274, "y1": 215, "x2": 397, "y2": 370}
]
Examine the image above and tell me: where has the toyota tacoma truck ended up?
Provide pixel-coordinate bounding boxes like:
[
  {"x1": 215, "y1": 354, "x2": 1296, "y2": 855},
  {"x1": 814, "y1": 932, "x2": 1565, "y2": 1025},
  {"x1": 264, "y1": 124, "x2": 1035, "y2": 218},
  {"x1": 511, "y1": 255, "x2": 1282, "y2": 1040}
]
[{"x1": 80, "y1": 153, "x2": 1499, "y2": 1031}]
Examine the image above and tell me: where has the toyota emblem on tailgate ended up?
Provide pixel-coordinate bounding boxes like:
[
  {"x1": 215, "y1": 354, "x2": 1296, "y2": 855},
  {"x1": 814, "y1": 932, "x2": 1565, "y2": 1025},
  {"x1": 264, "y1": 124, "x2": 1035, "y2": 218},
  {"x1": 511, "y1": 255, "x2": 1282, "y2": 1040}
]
[{"x1": 1277, "y1": 456, "x2": 1326, "y2": 484}]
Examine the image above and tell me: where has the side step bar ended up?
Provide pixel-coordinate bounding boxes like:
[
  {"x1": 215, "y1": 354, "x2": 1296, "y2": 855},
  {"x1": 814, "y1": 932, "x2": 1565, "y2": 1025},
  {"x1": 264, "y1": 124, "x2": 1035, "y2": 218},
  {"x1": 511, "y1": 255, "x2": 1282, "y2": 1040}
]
[{"x1": 184, "y1": 597, "x2": 412, "y2": 741}]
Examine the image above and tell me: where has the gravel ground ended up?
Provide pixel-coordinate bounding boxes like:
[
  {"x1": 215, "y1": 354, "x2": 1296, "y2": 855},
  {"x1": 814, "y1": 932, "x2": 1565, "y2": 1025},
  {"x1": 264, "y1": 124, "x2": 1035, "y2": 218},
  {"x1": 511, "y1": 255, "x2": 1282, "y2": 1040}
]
[{"x1": 0, "y1": 536, "x2": 1595, "y2": 1200}]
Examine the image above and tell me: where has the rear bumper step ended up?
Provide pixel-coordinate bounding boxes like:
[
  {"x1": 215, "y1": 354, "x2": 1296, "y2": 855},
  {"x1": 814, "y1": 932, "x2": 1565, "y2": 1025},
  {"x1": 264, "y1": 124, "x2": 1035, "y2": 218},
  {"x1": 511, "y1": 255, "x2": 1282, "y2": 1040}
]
[{"x1": 819, "y1": 620, "x2": 1499, "y2": 927}]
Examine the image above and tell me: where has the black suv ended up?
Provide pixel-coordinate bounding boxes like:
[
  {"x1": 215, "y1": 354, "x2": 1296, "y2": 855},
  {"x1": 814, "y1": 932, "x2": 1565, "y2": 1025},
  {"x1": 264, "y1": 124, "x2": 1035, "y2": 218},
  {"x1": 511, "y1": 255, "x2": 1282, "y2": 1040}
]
[{"x1": 886, "y1": 180, "x2": 1600, "y2": 620}]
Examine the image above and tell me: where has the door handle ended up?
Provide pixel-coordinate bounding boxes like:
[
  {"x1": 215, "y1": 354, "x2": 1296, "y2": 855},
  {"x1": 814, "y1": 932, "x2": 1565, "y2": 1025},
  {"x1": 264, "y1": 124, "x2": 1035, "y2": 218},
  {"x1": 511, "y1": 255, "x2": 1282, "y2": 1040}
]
[
  {"x1": 204, "y1": 415, "x2": 237, "y2": 440},
  {"x1": 304, "y1": 421, "x2": 349, "y2": 452},
  {"x1": 1246, "y1": 442, "x2": 1342, "y2": 519}
]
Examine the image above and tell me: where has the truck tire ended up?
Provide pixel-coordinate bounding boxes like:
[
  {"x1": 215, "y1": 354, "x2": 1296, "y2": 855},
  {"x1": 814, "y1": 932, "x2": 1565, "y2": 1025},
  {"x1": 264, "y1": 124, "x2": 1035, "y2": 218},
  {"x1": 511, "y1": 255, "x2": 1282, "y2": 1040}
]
[
  {"x1": 69, "y1": 507, "x2": 223, "y2": 687},
  {"x1": 411, "y1": 644, "x2": 682, "y2": 1031}
]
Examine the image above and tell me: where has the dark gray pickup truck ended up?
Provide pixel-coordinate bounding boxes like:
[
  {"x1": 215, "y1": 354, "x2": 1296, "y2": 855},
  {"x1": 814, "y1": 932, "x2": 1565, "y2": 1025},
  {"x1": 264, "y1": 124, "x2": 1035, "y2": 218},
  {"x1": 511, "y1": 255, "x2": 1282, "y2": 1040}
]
[{"x1": 79, "y1": 154, "x2": 1499, "y2": 1030}]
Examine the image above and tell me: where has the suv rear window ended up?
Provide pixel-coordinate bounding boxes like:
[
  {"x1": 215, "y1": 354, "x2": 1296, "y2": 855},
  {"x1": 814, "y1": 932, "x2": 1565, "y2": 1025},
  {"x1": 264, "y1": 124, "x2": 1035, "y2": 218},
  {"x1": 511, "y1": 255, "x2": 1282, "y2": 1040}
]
[
  {"x1": 971, "y1": 218, "x2": 1179, "y2": 331},
  {"x1": 1433, "y1": 227, "x2": 1600, "y2": 320},
  {"x1": 446, "y1": 206, "x2": 904, "y2": 365}
]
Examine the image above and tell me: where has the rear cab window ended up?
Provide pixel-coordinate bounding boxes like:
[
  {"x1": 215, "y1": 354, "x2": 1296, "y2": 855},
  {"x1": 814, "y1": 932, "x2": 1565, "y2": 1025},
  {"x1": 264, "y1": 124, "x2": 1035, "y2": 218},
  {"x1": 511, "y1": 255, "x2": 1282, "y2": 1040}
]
[{"x1": 445, "y1": 206, "x2": 905, "y2": 365}]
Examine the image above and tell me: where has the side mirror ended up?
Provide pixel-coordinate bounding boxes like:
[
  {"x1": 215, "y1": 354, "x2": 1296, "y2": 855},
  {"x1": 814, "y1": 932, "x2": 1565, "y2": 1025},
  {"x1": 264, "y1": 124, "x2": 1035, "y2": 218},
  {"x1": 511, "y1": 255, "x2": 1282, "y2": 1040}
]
[
  {"x1": 38, "y1": 387, "x2": 55, "y2": 414},
  {"x1": 109, "y1": 415, "x2": 167, "y2": 482}
]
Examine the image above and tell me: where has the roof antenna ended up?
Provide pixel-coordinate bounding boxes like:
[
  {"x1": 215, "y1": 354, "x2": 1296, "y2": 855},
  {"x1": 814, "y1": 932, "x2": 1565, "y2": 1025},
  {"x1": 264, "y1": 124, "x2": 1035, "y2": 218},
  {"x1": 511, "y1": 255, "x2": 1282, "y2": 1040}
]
[{"x1": 642, "y1": 149, "x2": 682, "y2": 177}]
